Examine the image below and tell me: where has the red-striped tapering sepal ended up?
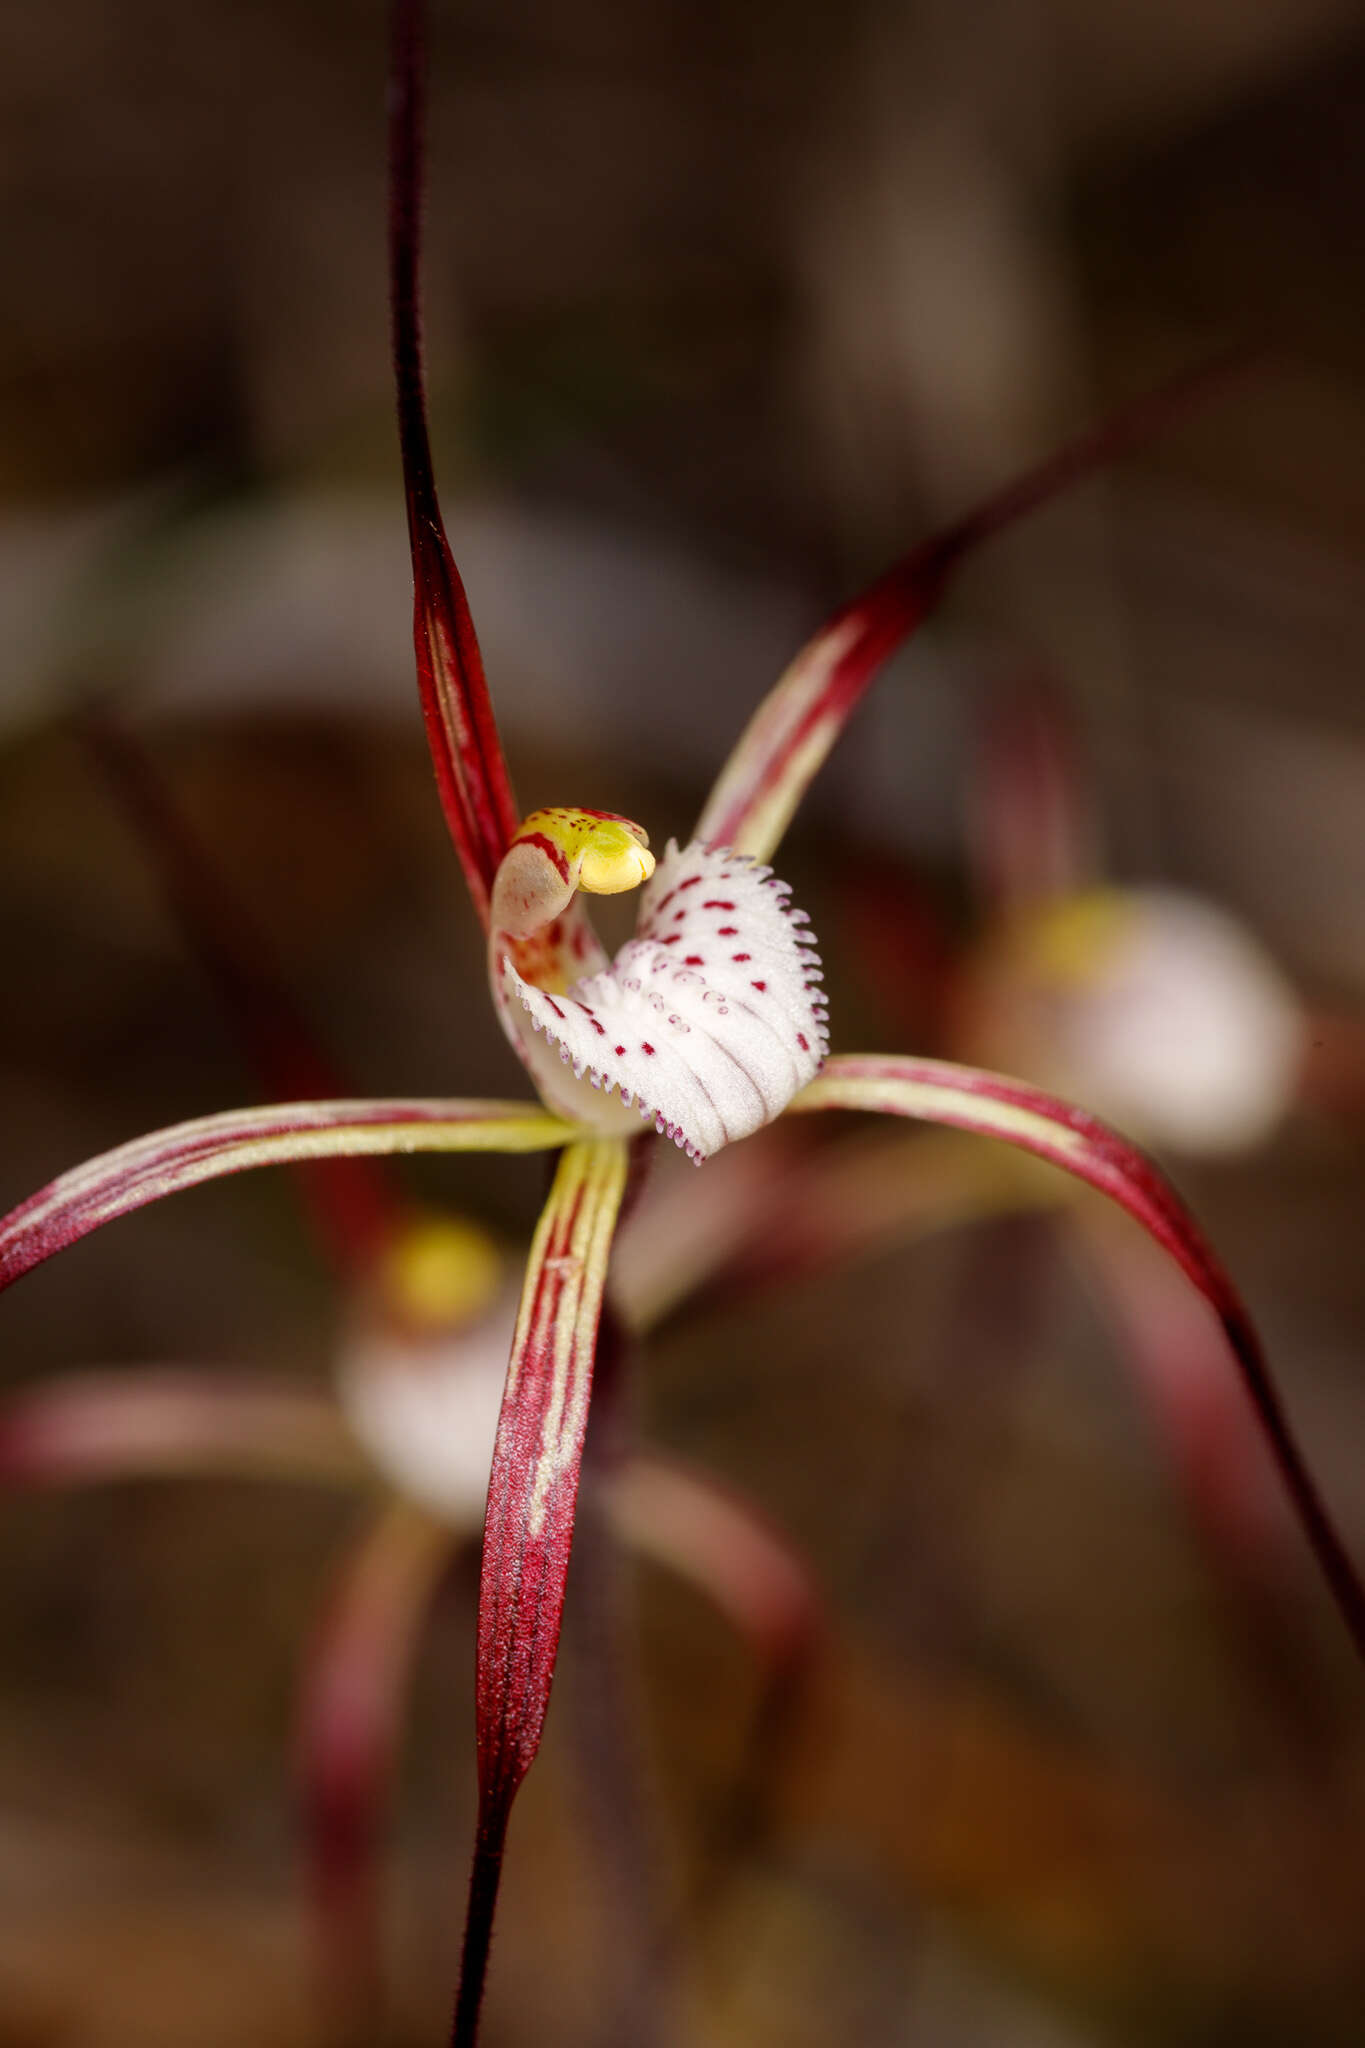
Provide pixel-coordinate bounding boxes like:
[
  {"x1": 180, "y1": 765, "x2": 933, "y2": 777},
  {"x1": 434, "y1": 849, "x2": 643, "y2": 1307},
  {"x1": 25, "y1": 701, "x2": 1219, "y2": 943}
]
[
  {"x1": 694, "y1": 569, "x2": 941, "y2": 864},
  {"x1": 454, "y1": 1137, "x2": 628, "y2": 2039},
  {"x1": 390, "y1": 0, "x2": 520, "y2": 923},
  {"x1": 694, "y1": 352, "x2": 1257, "y2": 868},
  {"x1": 0, "y1": 1098, "x2": 578, "y2": 1293},
  {"x1": 472, "y1": 1136, "x2": 627, "y2": 1813},
  {"x1": 500, "y1": 840, "x2": 828, "y2": 1159},
  {"x1": 789, "y1": 1053, "x2": 1365, "y2": 1664}
]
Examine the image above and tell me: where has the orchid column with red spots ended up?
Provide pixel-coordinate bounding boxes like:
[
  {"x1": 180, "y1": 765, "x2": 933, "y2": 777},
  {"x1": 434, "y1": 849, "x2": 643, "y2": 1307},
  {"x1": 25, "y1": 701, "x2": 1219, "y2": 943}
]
[{"x1": 1, "y1": 2, "x2": 1362, "y2": 2041}]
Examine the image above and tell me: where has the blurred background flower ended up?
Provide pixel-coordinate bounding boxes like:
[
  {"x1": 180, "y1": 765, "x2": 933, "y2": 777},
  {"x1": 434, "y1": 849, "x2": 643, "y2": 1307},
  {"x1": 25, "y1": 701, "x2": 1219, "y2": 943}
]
[{"x1": 2, "y1": 1, "x2": 1364, "y2": 2042}]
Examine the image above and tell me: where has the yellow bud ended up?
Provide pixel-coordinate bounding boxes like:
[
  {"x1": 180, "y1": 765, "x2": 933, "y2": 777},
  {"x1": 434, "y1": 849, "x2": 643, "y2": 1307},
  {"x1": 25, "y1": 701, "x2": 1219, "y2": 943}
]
[
  {"x1": 1023, "y1": 887, "x2": 1132, "y2": 984},
  {"x1": 378, "y1": 1215, "x2": 503, "y2": 1334}
]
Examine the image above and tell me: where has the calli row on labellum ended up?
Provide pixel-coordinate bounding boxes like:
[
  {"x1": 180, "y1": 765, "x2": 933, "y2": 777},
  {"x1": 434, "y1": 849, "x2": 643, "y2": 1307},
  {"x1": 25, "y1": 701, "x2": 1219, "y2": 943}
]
[{"x1": 490, "y1": 808, "x2": 828, "y2": 1159}]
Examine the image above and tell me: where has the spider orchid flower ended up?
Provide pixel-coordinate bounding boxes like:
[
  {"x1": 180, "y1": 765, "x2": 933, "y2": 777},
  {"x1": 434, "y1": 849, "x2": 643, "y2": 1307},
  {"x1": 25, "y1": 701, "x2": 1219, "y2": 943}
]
[
  {"x1": 4, "y1": 715, "x2": 821, "y2": 2036},
  {"x1": 2, "y1": 3, "x2": 1362, "y2": 2039}
]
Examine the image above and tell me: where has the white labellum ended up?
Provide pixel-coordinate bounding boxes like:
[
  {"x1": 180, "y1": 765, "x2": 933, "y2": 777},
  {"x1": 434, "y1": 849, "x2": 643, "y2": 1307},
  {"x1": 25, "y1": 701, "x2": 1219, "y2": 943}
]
[
  {"x1": 336, "y1": 1291, "x2": 516, "y2": 1523},
  {"x1": 500, "y1": 840, "x2": 829, "y2": 1159}
]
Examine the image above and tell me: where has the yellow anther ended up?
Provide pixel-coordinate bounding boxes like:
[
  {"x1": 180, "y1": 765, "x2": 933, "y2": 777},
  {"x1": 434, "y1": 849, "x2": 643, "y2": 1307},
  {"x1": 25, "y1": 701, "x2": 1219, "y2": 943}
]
[
  {"x1": 378, "y1": 1215, "x2": 503, "y2": 1334},
  {"x1": 577, "y1": 822, "x2": 655, "y2": 895},
  {"x1": 517, "y1": 808, "x2": 655, "y2": 897}
]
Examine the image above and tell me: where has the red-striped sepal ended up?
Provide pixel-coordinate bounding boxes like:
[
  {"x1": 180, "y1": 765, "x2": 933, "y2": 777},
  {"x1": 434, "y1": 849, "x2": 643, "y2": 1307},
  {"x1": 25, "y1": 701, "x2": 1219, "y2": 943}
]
[
  {"x1": 790, "y1": 1053, "x2": 1365, "y2": 1664},
  {"x1": 0, "y1": 1099, "x2": 577, "y2": 1293}
]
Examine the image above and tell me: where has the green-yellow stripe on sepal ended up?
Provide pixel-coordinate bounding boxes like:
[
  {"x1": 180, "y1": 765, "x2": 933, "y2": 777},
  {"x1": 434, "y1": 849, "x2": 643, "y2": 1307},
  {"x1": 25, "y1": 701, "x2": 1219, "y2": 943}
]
[
  {"x1": 455, "y1": 1135, "x2": 629, "y2": 2044},
  {"x1": 791, "y1": 1063, "x2": 1095, "y2": 1172},
  {"x1": 694, "y1": 602, "x2": 932, "y2": 865},
  {"x1": 0, "y1": 1098, "x2": 581, "y2": 1294},
  {"x1": 790, "y1": 1051, "x2": 1365, "y2": 1664}
]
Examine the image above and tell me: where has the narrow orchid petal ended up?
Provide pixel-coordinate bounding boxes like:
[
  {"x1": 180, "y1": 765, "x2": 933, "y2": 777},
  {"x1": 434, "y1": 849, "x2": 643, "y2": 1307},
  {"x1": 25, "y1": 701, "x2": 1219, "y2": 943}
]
[
  {"x1": 455, "y1": 1137, "x2": 629, "y2": 2046},
  {"x1": 499, "y1": 839, "x2": 828, "y2": 1158},
  {"x1": 790, "y1": 1053, "x2": 1365, "y2": 1662},
  {"x1": 85, "y1": 708, "x2": 400, "y2": 1272},
  {"x1": 390, "y1": 0, "x2": 520, "y2": 923},
  {"x1": 0, "y1": 1099, "x2": 578, "y2": 1294},
  {"x1": 299, "y1": 1497, "x2": 457, "y2": 2034},
  {"x1": 696, "y1": 348, "x2": 1257, "y2": 863},
  {"x1": 0, "y1": 1369, "x2": 365, "y2": 1488},
  {"x1": 609, "y1": 1454, "x2": 820, "y2": 1672}
]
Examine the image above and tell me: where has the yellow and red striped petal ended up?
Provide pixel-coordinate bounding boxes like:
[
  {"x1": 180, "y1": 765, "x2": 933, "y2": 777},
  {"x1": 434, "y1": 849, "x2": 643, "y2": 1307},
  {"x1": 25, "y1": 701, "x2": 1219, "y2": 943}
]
[
  {"x1": 0, "y1": 1098, "x2": 578, "y2": 1294},
  {"x1": 790, "y1": 1052, "x2": 1365, "y2": 1664},
  {"x1": 455, "y1": 1136, "x2": 628, "y2": 2040}
]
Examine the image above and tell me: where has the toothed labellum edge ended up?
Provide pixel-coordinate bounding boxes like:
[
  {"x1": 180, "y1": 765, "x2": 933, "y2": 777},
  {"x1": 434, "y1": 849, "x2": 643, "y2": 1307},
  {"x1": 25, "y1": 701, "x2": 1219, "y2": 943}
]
[{"x1": 489, "y1": 823, "x2": 829, "y2": 1159}]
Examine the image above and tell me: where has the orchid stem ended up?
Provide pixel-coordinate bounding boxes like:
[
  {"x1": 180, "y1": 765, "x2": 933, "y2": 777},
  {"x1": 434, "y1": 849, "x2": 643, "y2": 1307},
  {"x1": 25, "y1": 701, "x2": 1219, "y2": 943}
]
[{"x1": 450, "y1": 1811, "x2": 506, "y2": 2048}]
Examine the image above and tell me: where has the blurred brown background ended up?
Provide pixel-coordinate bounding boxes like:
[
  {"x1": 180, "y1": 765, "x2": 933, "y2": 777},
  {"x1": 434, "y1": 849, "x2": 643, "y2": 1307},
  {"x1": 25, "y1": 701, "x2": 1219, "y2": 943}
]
[{"x1": 2, "y1": 1, "x2": 1364, "y2": 2043}]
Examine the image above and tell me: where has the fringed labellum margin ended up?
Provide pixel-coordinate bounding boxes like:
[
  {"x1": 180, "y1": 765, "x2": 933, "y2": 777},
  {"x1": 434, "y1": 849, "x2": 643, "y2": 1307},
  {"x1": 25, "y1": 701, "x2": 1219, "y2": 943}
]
[{"x1": 489, "y1": 809, "x2": 829, "y2": 1159}]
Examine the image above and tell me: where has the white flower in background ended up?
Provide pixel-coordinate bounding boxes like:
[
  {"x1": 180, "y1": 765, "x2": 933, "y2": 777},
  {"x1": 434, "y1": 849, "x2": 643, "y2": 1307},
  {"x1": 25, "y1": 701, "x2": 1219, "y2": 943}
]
[
  {"x1": 335, "y1": 1216, "x2": 514, "y2": 1522},
  {"x1": 963, "y1": 887, "x2": 1306, "y2": 1156}
]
